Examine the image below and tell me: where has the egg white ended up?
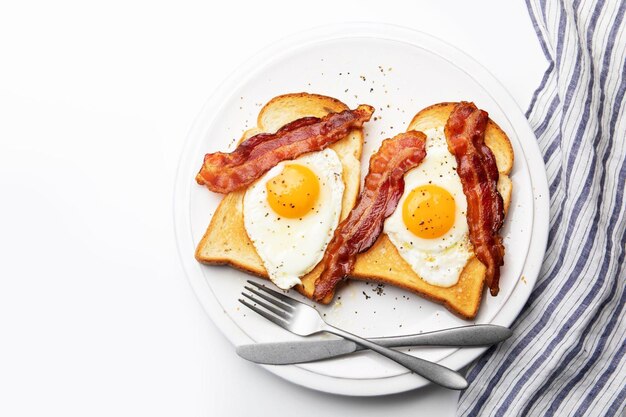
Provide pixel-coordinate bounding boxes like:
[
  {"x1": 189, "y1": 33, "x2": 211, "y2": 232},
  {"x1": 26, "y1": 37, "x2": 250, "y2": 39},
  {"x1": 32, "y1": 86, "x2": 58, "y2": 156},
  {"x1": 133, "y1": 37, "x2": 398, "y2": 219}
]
[
  {"x1": 384, "y1": 127, "x2": 473, "y2": 287},
  {"x1": 243, "y1": 149, "x2": 344, "y2": 289}
]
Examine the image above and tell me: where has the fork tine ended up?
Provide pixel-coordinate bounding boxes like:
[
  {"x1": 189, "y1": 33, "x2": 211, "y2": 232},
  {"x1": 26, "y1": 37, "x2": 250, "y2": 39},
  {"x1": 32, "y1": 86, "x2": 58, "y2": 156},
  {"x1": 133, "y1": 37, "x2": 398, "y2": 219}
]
[
  {"x1": 244, "y1": 285, "x2": 294, "y2": 313},
  {"x1": 242, "y1": 291, "x2": 291, "y2": 319},
  {"x1": 238, "y1": 298, "x2": 289, "y2": 329},
  {"x1": 246, "y1": 280, "x2": 299, "y2": 307}
]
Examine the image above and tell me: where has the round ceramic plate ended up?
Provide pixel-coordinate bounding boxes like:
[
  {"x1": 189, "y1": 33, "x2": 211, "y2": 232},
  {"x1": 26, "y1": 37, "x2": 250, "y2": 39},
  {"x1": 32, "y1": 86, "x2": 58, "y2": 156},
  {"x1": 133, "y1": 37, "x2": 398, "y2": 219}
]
[{"x1": 174, "y1": 23, "x2": 549, "y2": 396}]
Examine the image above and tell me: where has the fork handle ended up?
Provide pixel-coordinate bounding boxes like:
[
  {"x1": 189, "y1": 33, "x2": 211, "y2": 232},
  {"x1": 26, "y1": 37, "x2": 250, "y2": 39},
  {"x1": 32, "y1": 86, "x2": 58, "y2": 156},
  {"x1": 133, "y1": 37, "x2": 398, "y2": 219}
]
[{"x1": 323, "y1": 324, "x2": 468, "y2": 390}]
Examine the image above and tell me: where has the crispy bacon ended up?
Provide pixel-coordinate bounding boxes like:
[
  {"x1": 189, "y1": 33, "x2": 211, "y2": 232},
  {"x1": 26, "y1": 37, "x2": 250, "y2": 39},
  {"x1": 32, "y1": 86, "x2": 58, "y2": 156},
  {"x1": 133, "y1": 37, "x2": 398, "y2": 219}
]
[
  {"x1": 445, "y1": 102, "x2": 505, "y2": 296},
  {"x1": 313, "y1": 131, "x2": 427, "y2": 301},
  {"x1": 196, "y1": 105, "x2": 374, "y2": 193}
]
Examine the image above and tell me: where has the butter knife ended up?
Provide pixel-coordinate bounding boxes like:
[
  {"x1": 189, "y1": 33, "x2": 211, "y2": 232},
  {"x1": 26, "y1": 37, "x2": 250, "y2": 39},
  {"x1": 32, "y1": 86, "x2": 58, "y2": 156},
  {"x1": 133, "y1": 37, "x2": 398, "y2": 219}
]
[{"x1": 236, "y1": 324, "x2": 512, "y2": 365}]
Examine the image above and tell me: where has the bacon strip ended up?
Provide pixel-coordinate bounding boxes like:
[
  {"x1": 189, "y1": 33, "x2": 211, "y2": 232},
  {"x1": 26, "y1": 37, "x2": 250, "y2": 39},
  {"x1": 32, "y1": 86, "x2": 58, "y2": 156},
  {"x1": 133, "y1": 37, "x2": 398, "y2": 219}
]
[
  {"x1": 444, "y1": 102, "x2": 505, "y2": 296},
  {"x1": 196, "y1": 105, "x2": 374, "y2": 193},
  {"x1": 313, "y1": 131, "x2": 427, "y2": 301}
]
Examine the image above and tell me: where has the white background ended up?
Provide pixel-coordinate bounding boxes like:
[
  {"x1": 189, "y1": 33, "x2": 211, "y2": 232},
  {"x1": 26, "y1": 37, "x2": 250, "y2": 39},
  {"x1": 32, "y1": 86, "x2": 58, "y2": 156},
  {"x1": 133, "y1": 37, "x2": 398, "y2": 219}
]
[{"x1": 0, "y1": 1, "x2": 546, "y2": 416}]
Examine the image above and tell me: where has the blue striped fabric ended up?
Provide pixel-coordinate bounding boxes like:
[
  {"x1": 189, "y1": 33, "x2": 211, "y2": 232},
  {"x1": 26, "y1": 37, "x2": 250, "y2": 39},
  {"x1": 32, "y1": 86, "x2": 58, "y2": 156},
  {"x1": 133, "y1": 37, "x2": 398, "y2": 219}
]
[{"x1": 457, "y1": 0, "x2": 626, "y2": 415}]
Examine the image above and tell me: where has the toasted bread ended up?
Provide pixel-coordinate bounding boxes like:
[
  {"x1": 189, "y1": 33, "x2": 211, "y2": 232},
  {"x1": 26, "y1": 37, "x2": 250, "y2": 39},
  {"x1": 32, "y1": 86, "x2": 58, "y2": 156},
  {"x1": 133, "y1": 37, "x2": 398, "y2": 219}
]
[
  {"x1": 194, "y1": 93, "x2": 364, "y2": 303},
  {"x1": 351, "y1": 103, "x2": 513, "y2": 319}
]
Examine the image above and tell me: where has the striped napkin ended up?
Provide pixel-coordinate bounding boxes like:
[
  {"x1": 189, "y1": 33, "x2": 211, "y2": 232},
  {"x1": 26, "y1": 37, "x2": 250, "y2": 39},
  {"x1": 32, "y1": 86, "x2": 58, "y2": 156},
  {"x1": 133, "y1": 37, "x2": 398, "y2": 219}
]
[{"x1": 458, "y1": 0, "x2": 626, "y2": 415}]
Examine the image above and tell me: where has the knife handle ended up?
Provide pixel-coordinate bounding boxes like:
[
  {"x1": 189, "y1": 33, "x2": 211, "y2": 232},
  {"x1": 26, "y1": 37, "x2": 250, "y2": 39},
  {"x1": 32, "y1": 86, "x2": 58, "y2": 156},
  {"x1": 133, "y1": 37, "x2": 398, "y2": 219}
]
[
  {"x1": 323, "y1": 323, "x2": 468, "y2": 390},
  {"x1": 367, "y1": 324, "x2": 512, "y2": 348}
]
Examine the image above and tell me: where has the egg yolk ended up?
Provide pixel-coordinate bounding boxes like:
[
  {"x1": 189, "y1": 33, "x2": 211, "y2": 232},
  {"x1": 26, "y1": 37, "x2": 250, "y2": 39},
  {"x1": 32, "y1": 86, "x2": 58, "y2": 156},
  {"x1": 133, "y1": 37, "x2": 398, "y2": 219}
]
[
  {"x1": 266, "y1": 164, "x2": 320, "y2": 218},
  {"x1": 402, "y1": 184, "x2": 456, "y2": 239}
]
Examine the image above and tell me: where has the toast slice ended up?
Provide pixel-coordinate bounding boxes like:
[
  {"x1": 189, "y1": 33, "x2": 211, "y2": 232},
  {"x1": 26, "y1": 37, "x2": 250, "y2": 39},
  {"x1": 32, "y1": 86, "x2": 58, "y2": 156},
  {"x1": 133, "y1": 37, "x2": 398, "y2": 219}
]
[
  {"x1": 195, "y1": 93, "x2": 364, "y2": 303},
  {"x1": 351, "y1": 103, "x2": 514, "y2": 319}
]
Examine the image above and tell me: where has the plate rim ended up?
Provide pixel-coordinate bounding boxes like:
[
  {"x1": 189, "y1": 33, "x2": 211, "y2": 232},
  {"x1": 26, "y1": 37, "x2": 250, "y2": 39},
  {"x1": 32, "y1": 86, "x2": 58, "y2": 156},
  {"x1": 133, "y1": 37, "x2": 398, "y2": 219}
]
[{"x1": 173, "y1": 22, "x2": 550, "y2": 396}]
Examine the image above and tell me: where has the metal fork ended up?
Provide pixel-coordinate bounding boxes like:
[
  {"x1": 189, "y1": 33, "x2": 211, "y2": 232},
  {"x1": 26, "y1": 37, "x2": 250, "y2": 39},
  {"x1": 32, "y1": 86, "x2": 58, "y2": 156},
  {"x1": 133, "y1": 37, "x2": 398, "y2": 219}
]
[{"x1": 239, "y1": 280, "x2": 468, "y2": 390}]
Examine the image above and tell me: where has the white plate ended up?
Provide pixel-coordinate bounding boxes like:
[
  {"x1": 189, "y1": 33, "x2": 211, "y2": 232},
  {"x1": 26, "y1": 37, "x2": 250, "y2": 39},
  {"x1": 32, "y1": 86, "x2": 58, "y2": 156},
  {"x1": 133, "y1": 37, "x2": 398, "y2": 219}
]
[{"x1": 173, "y1": 23, "x2": 549, "y2": 396}]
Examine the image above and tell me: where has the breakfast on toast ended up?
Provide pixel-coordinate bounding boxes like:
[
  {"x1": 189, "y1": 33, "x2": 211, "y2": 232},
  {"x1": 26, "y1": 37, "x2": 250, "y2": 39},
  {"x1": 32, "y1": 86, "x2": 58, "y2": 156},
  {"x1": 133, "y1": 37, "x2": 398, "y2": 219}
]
[
  {"x1": 194, "y1": 93, "x2": 374, "y2": 302},
  {"x1": 350, "y1": 102, "x2": 513, "y2": 319},
  {"x1": 194, "y1": 92, "x2": 513, "y2": 319}
]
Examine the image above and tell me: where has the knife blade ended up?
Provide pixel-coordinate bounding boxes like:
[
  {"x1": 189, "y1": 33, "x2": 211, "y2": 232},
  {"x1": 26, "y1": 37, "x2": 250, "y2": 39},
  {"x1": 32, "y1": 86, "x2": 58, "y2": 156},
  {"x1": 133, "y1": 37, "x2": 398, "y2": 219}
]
[{"x1": 236, "y1": 324, "x2": 512, "y2": 365}]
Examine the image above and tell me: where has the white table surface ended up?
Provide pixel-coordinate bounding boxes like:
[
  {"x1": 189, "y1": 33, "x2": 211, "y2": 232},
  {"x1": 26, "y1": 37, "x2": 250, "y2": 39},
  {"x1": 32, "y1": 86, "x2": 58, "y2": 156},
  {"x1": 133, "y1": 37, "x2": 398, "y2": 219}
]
[{"x1": 0, "y1": 1, "x2": 546, "y2": 415}]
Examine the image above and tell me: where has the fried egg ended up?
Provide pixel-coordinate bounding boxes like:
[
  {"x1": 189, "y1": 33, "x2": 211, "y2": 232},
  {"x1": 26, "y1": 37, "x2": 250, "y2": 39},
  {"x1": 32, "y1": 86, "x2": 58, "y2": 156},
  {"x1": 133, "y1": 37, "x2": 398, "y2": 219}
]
[
  {"x1": 384, "y1": 127, "x2": 473, "y2": 287},
  {"x1": 243, "y1": 149, "x2": 344, "y2": 289}
]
